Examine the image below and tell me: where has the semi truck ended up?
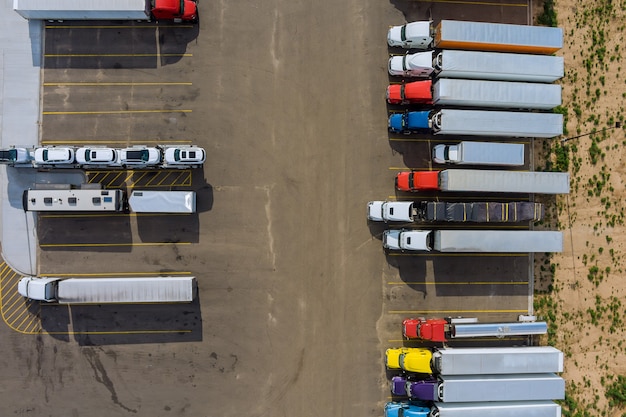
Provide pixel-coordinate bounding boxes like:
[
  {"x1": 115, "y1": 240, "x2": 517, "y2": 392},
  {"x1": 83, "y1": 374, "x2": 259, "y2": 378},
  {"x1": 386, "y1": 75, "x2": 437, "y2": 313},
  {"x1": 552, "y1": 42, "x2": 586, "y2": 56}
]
[
  {"x1": 367, "y1": 201, "x2": 544, "y2": 223},
  {"x1": 385, "y1": 401, "x2": 563, "y2": 417},
  {"x1": 402, "y1": 317, "x2": 547, "y2": 341},
  {"x1": 406, "y1": 373, "x2": 565, "y2": 402},
  {"x1": 18, "y1": 276, "x2": 196, "y2": 303},
  {"x1": 388, "y1": 109, "x2": 564, "y2": 138},
  {"x1": 387, "y1": 50, "x2": 564, "y2": 82},
  {"x1": 13, "y1": 0, "x2": 198, "y2": 22},
  {"x1": 432, "y1": 346, "x2": 564, "y2": 375},
  {"x1": 382, "y1": 230, "x2": 563, "y2": 253},
  {"x1": 387, "y1": 20, "x2": 563, "y2": 54},
  {"x1": 395, "y1": 170, "x2": 570, "y2": 194},
  {"x1": 432, "y1": 141, "x2": 525, "y2": 166}
]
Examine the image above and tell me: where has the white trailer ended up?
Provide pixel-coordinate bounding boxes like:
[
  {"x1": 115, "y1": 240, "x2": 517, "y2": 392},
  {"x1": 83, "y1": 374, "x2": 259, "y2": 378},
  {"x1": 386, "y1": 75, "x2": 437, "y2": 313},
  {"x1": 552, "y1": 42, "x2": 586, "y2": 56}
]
[
  {"x1": 438, "y1": 169, "x2": 570, "y2": 194},
  {"x1": 129, "y1": 191, "x2": 196, "y2": 213},
  {"x1": 409, "y1": 374, "x2": 565, "y2": 402},
  {"x1": 23, "y1": 188, "x2": 124, "y2": 212},
  {"x1": 430, "y1": 109, "x2": 563, "y2": 138},
  {"x1": 432, "y1": 141, "x2": 525, "y2": 166},
  {"x1": 432, "y1": 79, "x2": 561, "y2": 110},
  {"x1": 13, "y1": 0, "x2": 151, "y2": 20},
  {"x1": 431, "y1": 346, "x2": 564, "y2": 375},
  {"x1": 18, "y1": 276, "x2": 196, "y2": 304},
  {"x1": 429, "y1": 401, "x2": 562, "y2": 417},
  {"x1": 434, "y1": 50, "x2": 564, "y2": 82}
]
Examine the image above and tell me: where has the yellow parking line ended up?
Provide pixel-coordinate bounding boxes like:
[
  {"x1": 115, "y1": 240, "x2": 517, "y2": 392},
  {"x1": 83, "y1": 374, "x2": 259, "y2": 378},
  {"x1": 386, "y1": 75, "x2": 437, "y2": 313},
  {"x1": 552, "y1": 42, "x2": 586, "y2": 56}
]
[
  {"x1": 39, "y1": 242, "x2": 192, "y2": 248},
  {"x1": 45, "y1": 25, "x2": 195, "y2": 29},
  {"x1": 44, "y1": 329, "x2": 192, "y2": 335},
  {"x1": 40, "y1": 272, "x2": 191, "y2": 277},
  {"x1": 387, "y1": 281, "x2": 528, "y2": 285},
  {"x1": 44, "y1": 82, "x2": 192, "y2": 86},
  {"x1": 387, "y1": 253, "x2": 528, "y2": 257},
  {"x1": 45, "y1": 53, "x2": 192, "y2": 57},
  {"x1": 389, "y1": 309, "x2": 528, "y2": 314},
  {"x1": 43, "y1": 109, "x2": 192, "y2": 115},
  {"x1": 407, "y1": 0, "x2": 526, "y2": 5}
]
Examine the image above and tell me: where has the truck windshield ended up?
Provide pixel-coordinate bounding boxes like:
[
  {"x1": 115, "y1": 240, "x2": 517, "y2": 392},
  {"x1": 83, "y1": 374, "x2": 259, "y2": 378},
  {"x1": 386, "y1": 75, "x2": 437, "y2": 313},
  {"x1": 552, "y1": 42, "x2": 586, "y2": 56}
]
[
  {"x1": 408, "y1": 173, "x2": 414, "y2": 189},
  {"x1": 400, "y1": 25, "x2": 407, "y2": 42},
  {"x1": 179, "y1": 0, "x2": 185, "y2": 15},
  {"x1": 443, "y1": 146, "x2": 449, "y2": 161}
]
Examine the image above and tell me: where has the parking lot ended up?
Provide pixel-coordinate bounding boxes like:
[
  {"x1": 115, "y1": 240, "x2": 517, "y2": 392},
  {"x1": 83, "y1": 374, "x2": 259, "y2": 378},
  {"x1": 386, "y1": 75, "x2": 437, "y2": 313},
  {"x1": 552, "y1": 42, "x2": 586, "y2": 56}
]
[{"x1": 0, "y1": 0, "x2": 536, "y2": 415}]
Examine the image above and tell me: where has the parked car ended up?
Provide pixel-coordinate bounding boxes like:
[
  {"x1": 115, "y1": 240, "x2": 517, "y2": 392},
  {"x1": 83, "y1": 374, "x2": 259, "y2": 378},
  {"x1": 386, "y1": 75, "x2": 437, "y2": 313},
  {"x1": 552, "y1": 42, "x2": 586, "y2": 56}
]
[
  {"x1": 76, "y1": 147, "x2": 118, "y2": 166},
  {"x1": 117, "y1": 147, "x2": 161, "y2": 167},
  {"x1": 34, "y1": 147, "x2": 75, "y2": 165},
  {"x1": 0, "y1": 148, "x2": 30, "y2": 164},
  {"x1": 163, "y1": 146, "x2": 206, "y2": 167}
]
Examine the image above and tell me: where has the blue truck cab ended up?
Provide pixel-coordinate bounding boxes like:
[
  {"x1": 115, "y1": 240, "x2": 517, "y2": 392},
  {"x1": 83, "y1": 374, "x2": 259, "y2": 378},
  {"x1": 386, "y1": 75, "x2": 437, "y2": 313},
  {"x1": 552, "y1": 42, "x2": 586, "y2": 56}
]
[
  {"x1": 388, "y1": 111, "x2": 430, "y2": 134},
  {"x1": 385, "y1": 402, "x2": 431, "y2": 417}
]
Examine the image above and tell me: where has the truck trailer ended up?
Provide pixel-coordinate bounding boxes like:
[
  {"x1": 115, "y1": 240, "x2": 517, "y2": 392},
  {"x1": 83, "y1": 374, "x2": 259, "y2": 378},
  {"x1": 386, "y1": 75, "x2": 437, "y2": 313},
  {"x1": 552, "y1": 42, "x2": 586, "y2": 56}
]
[
  {"x1": 388, "y1": 109, "x2": 564, "y2": 138},
  {"x1": 406, "y1": 374, "x2": 565, "y2": 402},
  {"x1": 395, "y1": 170, "x2": 570, "y2": 194},
  {"x1": 387, "y1": 50, "x2": 564, "y2": 82},
  {"x1": 385, "y1": 401, "x2": 562, "y2": 417},
  {"x1": 18, "y1": 276, "x2": 196, "y2": 304},
  {"x1": 402, "y1": 317, "x2": 547, "y2": 341},
  {"x1": 432, "y1": 346, "x2": 564, "y2": 375},
  {"x1": 387, "y1": 20, "x2": 563, "y2": 54},
  {"x1": 13, "y1": 0, "x2": 198, "y2": 22},
  {"x1": 432, "y1": 141, "x2": 525, "y2": 166},
  {"x1": 367, "y1": 201, "x2": 544, "y2": 223},
  {"x1": 129, "y1": 190, "x2": 196, "y2": 213},
  {"x1": 382, "y1": 230, "x2": 563, "y2": 253}
]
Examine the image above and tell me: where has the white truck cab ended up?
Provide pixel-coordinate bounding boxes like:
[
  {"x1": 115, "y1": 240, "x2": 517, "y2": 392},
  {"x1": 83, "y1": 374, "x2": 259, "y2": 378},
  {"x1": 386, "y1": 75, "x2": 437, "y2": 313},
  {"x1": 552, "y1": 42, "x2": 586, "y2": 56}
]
[
  {"x1": 383, "y1": 229, "x2": 432, "y2": 251},
  {"x1": 367, "y1": 201, "x2": 414, "y2": 222},
  {"x1": 387, "y1": 21, "x2": 432, "y2": 49}
]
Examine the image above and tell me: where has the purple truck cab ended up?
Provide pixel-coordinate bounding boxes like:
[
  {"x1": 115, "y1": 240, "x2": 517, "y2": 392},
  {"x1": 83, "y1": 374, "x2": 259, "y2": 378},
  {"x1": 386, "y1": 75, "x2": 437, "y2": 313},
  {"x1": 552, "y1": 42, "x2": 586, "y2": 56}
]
[
  {"x1": 391, "y1": 375, "x2": 408, "y2": 396},
  {"x1": 406, "y1": 378, "x2": 438, "y2": 401}
]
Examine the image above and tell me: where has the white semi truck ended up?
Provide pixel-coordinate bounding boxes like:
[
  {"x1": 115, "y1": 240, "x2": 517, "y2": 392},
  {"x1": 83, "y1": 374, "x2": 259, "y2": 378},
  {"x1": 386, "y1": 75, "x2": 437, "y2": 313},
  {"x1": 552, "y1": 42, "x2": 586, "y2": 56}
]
[
  {"x1": 18, "y1": 276, "x2": 196, "y2": 304},
  {"x1": 382, "y1": 230, "x2": 563, "y2": 253}
]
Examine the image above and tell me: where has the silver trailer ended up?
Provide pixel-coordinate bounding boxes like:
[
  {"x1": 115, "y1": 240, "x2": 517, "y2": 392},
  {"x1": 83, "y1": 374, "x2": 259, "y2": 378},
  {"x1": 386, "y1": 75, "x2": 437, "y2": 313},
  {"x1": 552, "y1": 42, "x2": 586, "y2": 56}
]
[
  {"x1": 430, "y1": 401, "x2": 562, "y2": 417},
  {"x1": 432, "y1": 230, "x2": 563, "y2": 253},
  {"x1": 434, "y1": 20, "x2": 563, "y2": 54},
  {"x1": 432, "y1": 141, "x2": 525, "y2": 166},
  {"x1": 432, "y1": 346, "x2": 564, "y2": 375},
  {"x1": 451, "y1": 321, "x2": 548, "y2": 338},
  {"x1": 438, "y1": 169, "x2": 570, "y2": 194},
  {"x1": 417, "y1": 374, "x2": 564, "y2": 402},
  {"x1": 430, "y1": 109, "x2": 564, "y2": 138},
  {"x1": 13, "y1": 0, "x2": 151, "y2": 20},
  {"x1": 129, "y1": 191, "x2": 197, "y2": 213},
  {"x1": 18, "y1": 276, "x2": 196, "y2": 304},
  {"x1": 432, "y1": 79, "x2": 561, "y2": 110},
  {"x1": 433, "y1": 50, "x2": 564, "y2": 82}
]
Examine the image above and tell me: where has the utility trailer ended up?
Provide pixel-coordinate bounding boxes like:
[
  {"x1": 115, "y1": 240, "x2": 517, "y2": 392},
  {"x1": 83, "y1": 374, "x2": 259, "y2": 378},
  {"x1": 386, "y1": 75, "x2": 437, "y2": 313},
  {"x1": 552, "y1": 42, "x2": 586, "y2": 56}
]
[
  {"x1": 432, "y1": 346, "x2": 564, "y2": 375},
  {"x1": 406, "y1": 374, "x2": 565, "y2": 402},
  {"x1": 367, "y1": 201, "x2": 544, "y2": 223},
  {"x1": 129, "y1": 191, "x2": 196, "y2": 213}
]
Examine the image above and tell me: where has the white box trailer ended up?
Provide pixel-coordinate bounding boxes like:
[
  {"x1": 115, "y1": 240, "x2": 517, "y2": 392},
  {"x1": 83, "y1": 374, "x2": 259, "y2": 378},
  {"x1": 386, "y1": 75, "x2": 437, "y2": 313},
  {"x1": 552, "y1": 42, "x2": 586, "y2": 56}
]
[
  {"x1": 432, "y1": 346, "x2": 564, "y2": 375},
  {"x1": 430, "y1": 401, "x2": 562, "y2": 417},
  {"x1": 129, "y1": 190, "x2": 196, "y2": 213},
  {"x1": 432, "y1": 141, "x2": 525, "y2": 166},
  {"x1": 432, "y1": 79, "x2": 561, "y2": 110},
  {"x1": 432, "y1": 230, "x2": 563, "y2": 253},
  {"x1": 412, "y1": 374, "x2": 564, "y2": 402},
  {"x1": 18, "y1": 276, "x2": 196, "y2": 304},
  {"x1": 430, "y1": 109, "x2": 564, "y2": 138},
  {"x1": 13, "y1": 0, "x2": 151, "y2": 20},
  {"x1": 433, "y1": 50, "x2": 564, "y2": 82},
  {"x1": 438, "y1": 169, "x2": 570, "y2": 194}
]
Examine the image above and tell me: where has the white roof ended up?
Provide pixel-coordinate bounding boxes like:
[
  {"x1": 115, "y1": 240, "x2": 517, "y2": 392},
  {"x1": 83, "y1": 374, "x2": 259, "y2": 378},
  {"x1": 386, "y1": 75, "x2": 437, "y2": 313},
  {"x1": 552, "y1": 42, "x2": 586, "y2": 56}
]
[{"x1": 129, "y1": 191, "x2": 196, "y2": 213}]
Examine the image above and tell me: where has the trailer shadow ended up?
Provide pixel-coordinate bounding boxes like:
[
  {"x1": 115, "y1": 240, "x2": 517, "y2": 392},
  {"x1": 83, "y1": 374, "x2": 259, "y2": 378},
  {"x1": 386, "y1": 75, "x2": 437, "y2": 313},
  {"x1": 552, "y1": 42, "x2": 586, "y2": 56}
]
[{"x1": 40, "y1": 295, "x2": 203, "y2": 345}]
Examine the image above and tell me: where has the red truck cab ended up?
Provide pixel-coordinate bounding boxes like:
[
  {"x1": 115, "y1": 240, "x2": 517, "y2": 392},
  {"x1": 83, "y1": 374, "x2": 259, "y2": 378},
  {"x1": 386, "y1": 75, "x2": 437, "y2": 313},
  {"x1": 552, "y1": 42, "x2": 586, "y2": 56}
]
[
  {"x1": 152, "y1": 0, "x2": 198, "y2": 22},
  {"x1": 386, "y1": 80, "x2": 433, "y2": 105},
  {"x1": 395, "y1": 171, "x2": 440, "y2": 192},
  {"x1": 403, "y1": 318, "x2": 449, "y2": 342}
]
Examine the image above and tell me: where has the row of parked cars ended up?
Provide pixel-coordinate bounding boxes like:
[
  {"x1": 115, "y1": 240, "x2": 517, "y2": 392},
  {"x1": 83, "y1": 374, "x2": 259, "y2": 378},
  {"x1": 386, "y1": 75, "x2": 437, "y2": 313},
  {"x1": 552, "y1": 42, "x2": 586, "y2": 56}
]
[{"x1": 0, "y1": 145, "x2": 206, "y2": 169}]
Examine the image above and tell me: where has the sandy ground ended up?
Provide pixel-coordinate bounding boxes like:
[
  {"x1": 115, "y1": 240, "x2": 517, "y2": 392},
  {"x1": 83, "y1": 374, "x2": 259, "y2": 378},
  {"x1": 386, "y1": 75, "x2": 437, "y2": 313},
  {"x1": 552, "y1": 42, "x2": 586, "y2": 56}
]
[{"x1": 534, "y1": 0, "x2": 626, "y2": 415}]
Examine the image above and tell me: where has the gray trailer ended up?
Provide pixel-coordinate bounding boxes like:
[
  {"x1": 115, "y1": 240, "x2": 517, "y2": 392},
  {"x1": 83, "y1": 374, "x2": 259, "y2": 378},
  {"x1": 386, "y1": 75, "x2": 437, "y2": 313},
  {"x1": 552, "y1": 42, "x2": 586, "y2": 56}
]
[
  {"x1": 432, "y1": 230, "x2": 563, "y2": 253},
  {"x1": 13, "y1": 0, "x2": 151, "y2": 20},
  {"x1": 438, "y1": 169, "x2": 570, "y2": 194},
  {"x1": 129, "y1": 190, "x2": 197, "y2": 213},
  {"x1": 432, "y1": 79, "x2": 561, "y2": 110},
  {"x1": 432, "y1": 346, "x2": 564, "y2": 375},
  {"x1": 408, "y1": 374, "x2": 565, "y2": 402},
  {"x1": 433, "y1": 50, "x2": 564, "y2": 82},
  {"x1": 18, "y1": 276, "x2": 196, "y2": 304},
  {"x1": 429, "y1": 401, "x2": 562, "y2": 417},
  {"x1": 430, "y1": 109, "x2": 563, "y2": 138},
  {"x1": 432, "y1": 141, "x2": 525, "y2": 166}
]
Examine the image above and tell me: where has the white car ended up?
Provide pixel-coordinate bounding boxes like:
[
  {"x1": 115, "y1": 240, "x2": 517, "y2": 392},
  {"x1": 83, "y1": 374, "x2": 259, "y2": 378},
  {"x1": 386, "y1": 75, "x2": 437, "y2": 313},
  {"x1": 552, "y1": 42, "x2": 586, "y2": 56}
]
[
  {"x1": 388, "y1": 52, "x2": 434, "y2": 77},
  {"x1": 117, "y1": 147, "x2": 161, "y2": 167},
  {"x1": 163, "y1": 146, "x2": 206, "y2": 167},
  {"x1": 0, "y1": 148, "x2": 30, "y2": 164},
  {"x1": 76, "y1": 147, "x2": 118, "y2": 166},
  {"x1": 34, "y1": 147, "x2": 75, "y2": 165},
  {"x1": 387, "y1": 21, "x2": 432, "y2": 49}
]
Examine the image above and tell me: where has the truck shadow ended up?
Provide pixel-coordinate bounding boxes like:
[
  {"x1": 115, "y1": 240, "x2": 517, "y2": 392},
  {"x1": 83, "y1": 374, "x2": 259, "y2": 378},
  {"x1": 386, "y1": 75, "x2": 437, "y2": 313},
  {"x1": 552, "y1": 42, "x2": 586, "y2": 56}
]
[{"x1": 40, "y1": 295, "x2": 203, "y2": 345}]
